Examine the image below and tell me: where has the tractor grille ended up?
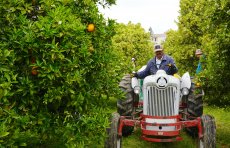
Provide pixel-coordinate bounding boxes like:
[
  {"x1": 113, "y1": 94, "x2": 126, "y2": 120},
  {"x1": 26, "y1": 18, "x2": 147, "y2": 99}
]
[{"x1": 147, "y1": 86, "x2": 176, "y2": 116}]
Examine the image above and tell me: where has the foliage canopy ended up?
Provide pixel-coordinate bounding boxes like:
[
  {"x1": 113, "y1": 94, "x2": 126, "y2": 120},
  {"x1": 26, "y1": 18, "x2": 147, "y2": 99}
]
[
  {"x1": 164, "y1": 0, "x2": 230, "y2": 106},
  {"x1": 0, "y1": 0, "x2": 119, "y2": 147},
  {"x1": 0, "y1": 0, "x2": 155, "y2": 146},
  {"x1": 112, "y1": 22, "x2": 154, "y2": 74}
]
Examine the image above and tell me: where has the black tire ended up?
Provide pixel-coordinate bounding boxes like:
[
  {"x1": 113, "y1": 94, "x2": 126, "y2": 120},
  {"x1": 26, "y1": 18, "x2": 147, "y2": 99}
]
[
  {"x1": 198, "y1": 115, "x2": 216, "y2": 148},
  {"x1": 188, "y1": 83, "x2": 203, "y2": 117},
  {"x1": 105, "y1": 113, "x2": 122, "y2": 148},
  {"x1": 117, "y1": 74, "x2": 134, "y2": 136},
  {"x1": 186, "y1": 82, "x2": 204, "y2": 137},
  {"x1": 118, "y1": 74, "x2": 134, "y2": 116}
]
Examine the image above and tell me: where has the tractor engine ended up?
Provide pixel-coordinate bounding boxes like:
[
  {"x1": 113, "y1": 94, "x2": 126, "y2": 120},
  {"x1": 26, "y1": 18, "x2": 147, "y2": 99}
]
[
  {"x1": 143, "y1": 70, "x2": 180, "y2": 116},
  {"x1": 142, "y1": 70, "x2": 181, "y2": 131},
  {"x1": 132, "y1": 69, "x2": 191, "y2": 135}
]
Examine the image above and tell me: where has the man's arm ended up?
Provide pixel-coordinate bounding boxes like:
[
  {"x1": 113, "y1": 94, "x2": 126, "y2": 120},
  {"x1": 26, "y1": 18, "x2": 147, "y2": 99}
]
[
  {"x1": 169, "y1": 57, "x2": 178, "y2": 75},
  {"x1": 136, "y1": 61, "x2": 152, "y2": 79}
]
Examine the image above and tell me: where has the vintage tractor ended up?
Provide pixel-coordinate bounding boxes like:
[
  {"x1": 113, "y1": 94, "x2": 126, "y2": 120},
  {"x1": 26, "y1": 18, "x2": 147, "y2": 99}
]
[{"x1": 105, "y1": 59, "x2": 216, "y2": 148}]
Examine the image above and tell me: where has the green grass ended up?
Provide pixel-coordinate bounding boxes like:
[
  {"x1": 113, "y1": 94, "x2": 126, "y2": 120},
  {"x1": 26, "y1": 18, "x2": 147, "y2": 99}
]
[
  {"x1": 120, "y1": 106, "x2": 230, "y2": 148},
  {"x1": 205, "y1": 106, "x2": 230, "y2": 148},
  {"x1": 122, "y1": 130, "x2": 196, "y2": 148}
]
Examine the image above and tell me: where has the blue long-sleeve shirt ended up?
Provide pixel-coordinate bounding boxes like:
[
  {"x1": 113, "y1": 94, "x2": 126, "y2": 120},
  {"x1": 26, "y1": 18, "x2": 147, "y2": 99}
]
[
  {"x1": 196, "y1": 55, "x2": 206, "y2": 74},
  {"x1": 137, "y1": 55, "x2": 178, "y2": 79}
]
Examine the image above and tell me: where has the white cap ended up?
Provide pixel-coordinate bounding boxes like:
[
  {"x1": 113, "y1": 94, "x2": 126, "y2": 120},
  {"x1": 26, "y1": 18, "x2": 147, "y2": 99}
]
[
  {"x1": 154, "y1": 44, "x2": 163, "y2": 52},
  {"x1": 195, "y1": 49, "x2": 202, "y2": 55}
]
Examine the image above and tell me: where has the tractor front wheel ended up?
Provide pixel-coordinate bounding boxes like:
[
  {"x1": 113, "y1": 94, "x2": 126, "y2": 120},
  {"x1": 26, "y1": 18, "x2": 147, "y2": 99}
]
[
  {"x1": 105, "y1": 113, "x2": 122, "y2": 148},
  {"x1": 198, "y1": 114, "x2": 216, "y2": 148}
]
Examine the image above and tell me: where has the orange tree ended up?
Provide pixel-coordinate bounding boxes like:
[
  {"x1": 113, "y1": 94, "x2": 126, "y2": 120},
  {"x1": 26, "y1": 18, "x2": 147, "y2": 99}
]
[
  {"x1": 0, "y1": 0, "x2": 119, "y2": 147},
  {"x1": 112, "y1": 22, "x2": 154, "y2": 74},
  {"x1": 164, "y1": 0, "x2": 230, "y2": 106}
]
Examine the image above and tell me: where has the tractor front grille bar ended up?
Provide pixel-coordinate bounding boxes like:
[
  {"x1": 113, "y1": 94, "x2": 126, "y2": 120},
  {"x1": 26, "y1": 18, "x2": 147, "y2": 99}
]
[{"x1": 147, "y1": 86, "x2": 176, "y2": 116}]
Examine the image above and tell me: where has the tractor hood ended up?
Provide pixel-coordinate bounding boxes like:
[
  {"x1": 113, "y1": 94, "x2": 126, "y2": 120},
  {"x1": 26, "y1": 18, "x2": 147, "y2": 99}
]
[{"x1": 143, "y1": 70, "x2": 180, "y2": 89}]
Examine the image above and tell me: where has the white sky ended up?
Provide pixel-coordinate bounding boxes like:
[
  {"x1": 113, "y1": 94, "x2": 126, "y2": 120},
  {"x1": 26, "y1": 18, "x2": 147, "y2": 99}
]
[{"x1": 98, "y1": 0, "x2": 180, "y2": 34}]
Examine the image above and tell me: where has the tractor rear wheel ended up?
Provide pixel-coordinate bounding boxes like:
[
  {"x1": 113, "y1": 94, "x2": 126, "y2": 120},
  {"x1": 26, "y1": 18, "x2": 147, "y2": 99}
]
[
  {"x1": 198, "y1": 115, "x2": 216, "y2": 148},
  {"x1": 117, "y1": 74, "x2": 134, "y2": 136},
  {"x1": 188, "y1": 83, "x2": 203, "y2": 117},
  {"x1": 186, "y1": 82, "x2": 204, "y2": 137},
  {"x1": 105, "y1": 113, "x2": 122, "y2": 148}
]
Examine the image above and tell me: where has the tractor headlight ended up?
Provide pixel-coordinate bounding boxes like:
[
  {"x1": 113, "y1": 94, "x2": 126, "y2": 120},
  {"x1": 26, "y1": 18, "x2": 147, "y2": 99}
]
[
  {"x1": 182, "y1": 88, "x2": 189, "y2": 95},
  {"x1": 134, "y1": 86, "x2": 140, "y2": 94}
]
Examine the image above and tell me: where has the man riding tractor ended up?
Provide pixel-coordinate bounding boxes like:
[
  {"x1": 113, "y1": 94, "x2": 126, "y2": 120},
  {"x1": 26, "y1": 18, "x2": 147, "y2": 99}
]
[{"x1": 105, "y1": 45, "x2": 216, "y2": 148}]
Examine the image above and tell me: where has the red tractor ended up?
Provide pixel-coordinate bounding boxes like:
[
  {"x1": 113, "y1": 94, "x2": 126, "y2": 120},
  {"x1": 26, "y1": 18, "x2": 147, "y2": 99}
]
[{"x1": 105, "y1": 63, "x2": 216, "y2": 148}]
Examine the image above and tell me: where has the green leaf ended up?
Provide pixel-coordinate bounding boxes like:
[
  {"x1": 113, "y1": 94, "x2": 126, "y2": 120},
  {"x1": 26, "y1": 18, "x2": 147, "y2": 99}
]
[
  {"x1": 20, "y1": 143, "x2": 27, "y2": 146},
  {"x1": 0, "y1": 132, "x2": 9, "y2": 138}
]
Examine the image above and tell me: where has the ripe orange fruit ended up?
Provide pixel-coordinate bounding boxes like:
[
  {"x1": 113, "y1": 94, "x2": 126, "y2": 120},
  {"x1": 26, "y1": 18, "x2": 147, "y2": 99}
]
[
  {"x1": 31, "y1": 66, "x2": 38, "y2": 75},
  {"x1": 88, "y1": 46, "x2": 94, "y2": 53},
  {"x1": 31, "y1": 57, "x2": 36, "y2": 64},
  {"x1": 31, "y1": 69, "x2": 38, "y2": 75},
  {"x1": 87, "y1": 23, "x2": 95, "y2": 32}
]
